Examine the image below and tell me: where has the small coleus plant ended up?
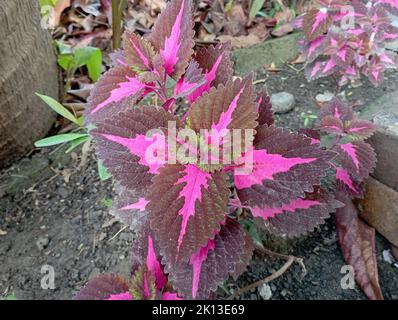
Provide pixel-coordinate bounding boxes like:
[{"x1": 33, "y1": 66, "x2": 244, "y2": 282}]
[
  {"x1": 315, "y1": 98, "x2": 383, "y2": 300},
  {"x1": 76, "y1": 0, "x2": 380, "y2": 300},
  {"x1": 75, "y1": 227, "x2": 180, "y2": 300},
  {"x1": 296, "y1": 0, "x2": 398, "y2": 86}
]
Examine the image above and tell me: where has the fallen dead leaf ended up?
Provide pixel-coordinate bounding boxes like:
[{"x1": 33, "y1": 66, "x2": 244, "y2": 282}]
[
  {"x1": 218, "y1": 34, "x2": 263, "y2": 49},
  {"x1": 335, "y1": 191, "x2": 384, "y2": 300},
  {"x1": 289, "y1": 53, "x2": 306, "y2": 65},
  {"x1": 265, "y1": 62, "x2": 282, "y2": 73},
  {"x1": 224, "y1": 4, "x2": 247, "y2": 36},
  {"x1": 49, "y1": 0, "x2": 71, "y2": 29}
]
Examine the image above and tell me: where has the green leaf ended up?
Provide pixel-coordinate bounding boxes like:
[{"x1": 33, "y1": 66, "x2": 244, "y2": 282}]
[
  {"x1": 74, "y1": 47, "x2": 103, "y2": 82},
  {"x1": 58, "y1": 54, "x2": 74, "y2": 71},
  {"x1": 85, "y1": 48, "x2": 102, "y2": 82},
  {"x1": 240, "y1": 218, "x2": 263, "y2": 249},
  {"x1": 57, "y1": 46, "x2": 102, "y2": 82},
  {"x1": 225, "y1": 0, "x2": 234, "y2": 12},
  {"x1": 250, "y1": 0, "x2": 266, "y2": 19},
  {"x1": 35, "y1": 134, "x2": 89, "y2": 148},
  {"x1": 98, "y1": 160, "x2": 112, "y2": 181},
  {"x1": 66, "y1": 135, "x2": 89, "y2": 153},
  {"x1": 77, "y1": 116, "x2": 85, "y2": 127},
  {"x1": 36, "y1": 94, "x2": 80, "y2": 125},
  {"x1": 56, "y1": 40, "x2": 73, "y2": 55},
  {"x1": 39, "y1": 0, "x2": 57, "y2": 9}
]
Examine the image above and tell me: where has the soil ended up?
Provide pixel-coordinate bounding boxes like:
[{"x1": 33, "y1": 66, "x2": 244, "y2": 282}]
[{"x1": 1, "y1": 65, "x2": 397, "y2": 300}]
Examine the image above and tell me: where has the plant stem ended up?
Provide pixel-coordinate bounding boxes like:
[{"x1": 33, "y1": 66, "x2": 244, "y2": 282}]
[
  {"x1": 227, "y1": 256, "x2": 295, "y2": 300},
  {"x1": 112, "y1": 0, "x2": 125, "y2": 50},
  {"x1": 226, "y1": 244, "x2": 306, "y2": 300}
]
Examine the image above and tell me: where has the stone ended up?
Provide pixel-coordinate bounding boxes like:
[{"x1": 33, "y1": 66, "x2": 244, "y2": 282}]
[
  {"x1": 36, "y1": 236, "x2": 50, "y2": 251},
  {"x1": 358, "y1": 178, "x2": 398, "y2": 247},
  {"x1": 270, "y1": 92, "x2": 295, "y2": 114},
  {"x1": 316, "y1": 91, "x2": 334, "y2": 103},
  {"x1": 360, "y1": 91, "x2": 398, "y2": 190},
  {"x1": 258, "y1": 283, "x2": 273, "y2": 300}
]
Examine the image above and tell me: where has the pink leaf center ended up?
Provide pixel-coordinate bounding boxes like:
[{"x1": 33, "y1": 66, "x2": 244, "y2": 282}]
[
  {"x1": 160, "y1": 0, "x2": 185, "y2": 75},
  {"x1": 234, "y1": 149, "x2": 317, "y2": 189},
  {"x1": 189, "y1": 239, "x2": 215, "y2": 298},
  {"x1": 146, "y1": 235, "x2": 167, "y2": 291},
  {"x1": 176, "y1": 165, "x2": 211, "y2": 254},
  {"x1": 251, "y1": 198, "x2": 321, "y2": 219},
  {"x1": 91, "y1": 76, "x2": 146, "y2": 114}
]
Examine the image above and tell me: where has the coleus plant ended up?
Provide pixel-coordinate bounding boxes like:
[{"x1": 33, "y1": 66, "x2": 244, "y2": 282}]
[
  {"x1": 316, "y1": 98, "x2": 383, "y2": 300},
  {"x1": 296, "y1": 0, "x2": 398, "y2": 86},
  {"x1": 75, "y1": 226, "x2": 181, "y2": 300},
  {"x1": 76, "y1": 0, "x2": 381, "y2": 300}
]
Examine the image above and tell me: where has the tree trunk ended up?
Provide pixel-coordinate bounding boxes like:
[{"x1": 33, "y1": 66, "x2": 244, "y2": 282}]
[{"x1": 0, "y1": 0, "x2": 59, "y2": 169}]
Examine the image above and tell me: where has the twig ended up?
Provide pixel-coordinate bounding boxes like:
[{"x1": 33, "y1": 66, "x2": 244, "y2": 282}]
[
  {"x1": 253, "y1": 78, "x2": 267, "y2": 85},
  {"x1": 255, "y1": 244, "x2": 307, "y2": 278},
  {"x1": 226, "y1": 244, "x2": 307, "y2": 300},
  {"x1": 108, "y1": 225, "x2": 128, "y2": 242},
  {"x1": 227, "y1": 256, "x2": 295, "y2": 300}
]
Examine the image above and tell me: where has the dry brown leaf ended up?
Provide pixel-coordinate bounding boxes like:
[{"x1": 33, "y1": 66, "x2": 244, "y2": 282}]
[
  {"x1": 224, "y1": 4, "x2": 247, "y2": 36},
  {"x1": 296, "y1": 0, "x2": 317, "y2": 16},
  {"x1": 335, "y1": 191, "x2": 384, "y2": 300},
  {"x1": 100, "y1": 0, "x2": 113, "y2": 24},
  {"x1": 74, "y1": 0, "x2": 101, "y2": 16},
  {"x1": 247, "y1": 22, "x2": 270, "y2": 42},
  {"x1": 49, "y1": 0, "x2": 71, "y2": 28},
  {"x1": 271, "y1": 23, "x2": 293, "y2": 37},
  {"x1": 127, "y1": 8, "x2": 156, "y2": 30},
  {"x1": 141, "y1": 0, "x2": 166, "y2": 15},
  {"x1": 218, "y1": 33, "x2": 262, "y2": 48},
  {"x1": 289, "y1": 53, "x2": 306, "y2": 65},
  {"x1": 265, "y1": 62, "x2": 282, "y2": 72}
]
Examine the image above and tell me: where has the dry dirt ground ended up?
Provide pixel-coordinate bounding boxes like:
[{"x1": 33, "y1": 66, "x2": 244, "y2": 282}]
[{"x1": 1, "y1": 66, "x2": 397, "y2": 300}]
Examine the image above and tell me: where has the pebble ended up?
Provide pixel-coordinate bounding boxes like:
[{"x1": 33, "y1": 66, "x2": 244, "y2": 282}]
[
  {"x1": 258, "y1": 283, "x2": 273, "y2": 300},
  {"x1": 270, "y1": 92, "x2": 295, "y2": 114},
  {"x1": 36, "y1": 236, "x2": 50, "y2": 251},
  {"x1": 316, "y1": 91, "x2": 334, "y2": 103}
]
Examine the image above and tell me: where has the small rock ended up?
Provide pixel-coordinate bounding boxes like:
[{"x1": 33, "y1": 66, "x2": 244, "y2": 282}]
[
  {"x1": 382, "y1": 250, "x2": 394, "y2": 264},
  {"x1": 36, "y1": 236, "x2": 50, "y2": 251},
  {"x1": 316, "y1": 91, "x2": 334, "y2": 103},
  {"x1": 270, "y1": 92, "x2": 295, "y2": 114},
  {"x1": 0, "y1": 229, "x2": 7, "y2": 236},
  {"x1": 258, "y1": 283, "x2": 273, "y2": 300}
]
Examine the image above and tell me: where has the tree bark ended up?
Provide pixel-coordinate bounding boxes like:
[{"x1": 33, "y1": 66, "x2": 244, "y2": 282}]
[{"x1": 0, "y1": 0, "x2": 59, "y2": 169}]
